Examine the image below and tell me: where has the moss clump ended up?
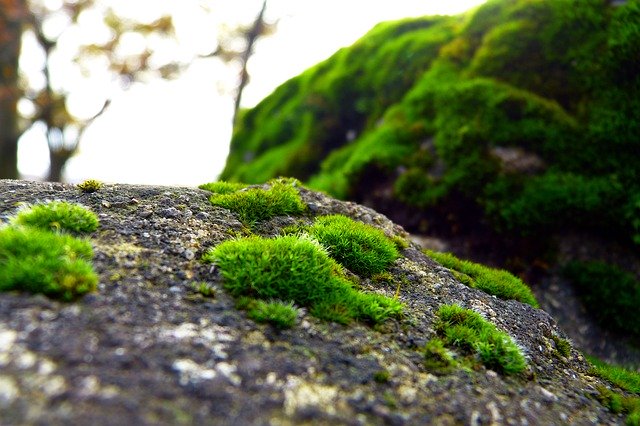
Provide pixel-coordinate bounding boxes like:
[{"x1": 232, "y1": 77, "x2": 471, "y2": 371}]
[
  {"x1": 0, "y1": 226, "x2": 98, "y2": 301},
  {"x1": 306, "y1": 215, "x2": 399, "y2": 277},
  {"x1": 198, "y1": 181, "x2": 247, "y2": 194},
  {"x1": 562, "y1": 261, "x2": 640, "y2": 338},
  {"x1": 208, "y1": 180, "x2": 306, "y2": 227},
  {"x1": 203, "y1": 235, "x2": 402, "y2": 325},
  {"x1": 433, "y1": 304, "x2": 527, "y2": 375},
  {"x1": 238, "y1": 298, "x2": 298, "y2": 329},
  {"x1": 14, "y1": 201, "x2": 99, "y2": 234},
  {"x1": 77, "y1": 179, "x2": 103, "y2": 193},
  {"x1": 551, "y1": 335, "x2": 572, "y2": 358},
  {"x1": 426, "y1": 250, "x2": 539, "y2": 308},
  {"x1": 423, "y1": 338, "x2": 457, "y2": 373}
]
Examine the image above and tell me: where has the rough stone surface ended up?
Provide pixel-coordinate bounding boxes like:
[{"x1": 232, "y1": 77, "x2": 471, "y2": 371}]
[{"x1": 0, "y1": 179, "x2": 627, "y2": 425}]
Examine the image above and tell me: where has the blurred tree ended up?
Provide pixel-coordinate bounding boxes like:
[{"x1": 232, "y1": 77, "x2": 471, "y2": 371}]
[
  {"x1": 205, "y1": 0, "x2": 276, "y2": 128},
  {"x1": 0, "y1": 0, "x2": 27, "y2": 179},
  {"x1": 0, "y1": 0, "x2": 183, "y2": 181}
]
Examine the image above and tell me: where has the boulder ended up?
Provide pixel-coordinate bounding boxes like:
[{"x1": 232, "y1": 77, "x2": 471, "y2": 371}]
[{"x1": 0, "y1": 179, "x2": 630, "y2": 424}]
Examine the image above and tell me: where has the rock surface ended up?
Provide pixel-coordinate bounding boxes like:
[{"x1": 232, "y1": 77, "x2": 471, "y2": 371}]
[{"x1": 0, "y1": 179, "x2": 626, "y2": 425}]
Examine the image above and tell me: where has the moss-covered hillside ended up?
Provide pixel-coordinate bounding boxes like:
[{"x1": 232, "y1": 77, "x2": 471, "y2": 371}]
[{"x1": 221, "y1": 0, "x2": 639, "y2": 246}]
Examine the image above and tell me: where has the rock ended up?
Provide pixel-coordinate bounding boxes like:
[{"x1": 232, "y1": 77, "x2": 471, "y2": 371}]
[{"x1": 0, "y1": 179, "x2": 624, "y2": 424}]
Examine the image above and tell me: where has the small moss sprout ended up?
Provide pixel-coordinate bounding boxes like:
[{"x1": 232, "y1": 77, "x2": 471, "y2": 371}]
[{"x1": 77, "y1": 179, "x2": 103, "y2": 193}]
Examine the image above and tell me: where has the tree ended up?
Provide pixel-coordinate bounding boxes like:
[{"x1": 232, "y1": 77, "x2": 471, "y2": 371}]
[
  {"x1": 207, "y1": 0, "x2": 276, "y2": 128},
  {"x1": 0, "y1": 0, "x2": 27, "y2": 179},
  {"x1": 0, "y1": 0, "x2": 182, "y2": 181}
]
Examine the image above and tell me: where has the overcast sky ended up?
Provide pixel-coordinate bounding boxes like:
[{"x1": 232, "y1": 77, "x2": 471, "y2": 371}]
[{"x1": 19, "y1": 0, "x2": 486, "y2": 185}]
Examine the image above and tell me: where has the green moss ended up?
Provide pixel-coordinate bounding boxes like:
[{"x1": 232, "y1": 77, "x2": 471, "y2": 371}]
[
  {"x1": 307, "y1": 215, "x2": 399, "y2": 277},
  {"x1": 198, "y1": 181, "x2": 247, "y2": 194},
  {"x1": 373, "y1": 369, "x2": 391, "y2": 383},
  {"x1": 14, "y1": 201, "x2": 99, "y2": 234},
  {"x1": 191, "y1": 281, "x2": 215, "y2": 298},
  {"x1": 203, "y1": 234, "x2": 402, "y2": 325},
  {"x1": 551, "y1": 335, "x2": 572, "y2": 358},
  {"x1": 423, "y1": 338, "x2": 458, "y2": 373},
  {"x1": 434, "y1": 304, "x2": 527, "y2": 375},
  {"x1": 208, "y1": 180, "x2": 306, "y2": 227},
  {"x1": 0, "y1": 226, "x2": 98, "y2": 301},
  {"x1": 76, "y1": 179, "x2": 103, "y2": 193},
  {"x1": 562, "y1": 261, "x2": 640, "y2": 338},
  {"x1": 425, "y1": 250, "x2": 539, "y2": 308},
  {"x1": 243, "y1": 299, "x2": 298, "y2": 329},
  {"x1": 589, "y1": 357, "x2": 640, "y2": 394}
]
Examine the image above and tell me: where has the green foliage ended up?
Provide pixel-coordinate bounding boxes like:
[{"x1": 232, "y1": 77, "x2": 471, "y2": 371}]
[
  {"x1": 208, "y1": 180, "x2": 306, "y2": 227},
  {"x1": 562, "y1": 261, "x2": 640, "y2": 337},
  {"x1": 551, "y1": 335, "x2": 572, "y2": 358},
  {"x1": 373, "y1": 369, "x2": 391, "y2": 384},
  {"x1": 76, "y1": 179, "x2": 103, "y2": 193},
  {"x1": 0, "y1": 226, "x2": 97, "y2": 301},
  {"x1": 198, "y1": 181, "x2": 247, "y2": 194},
  {"x1": 244, "y1": 299, "x2": 298, "y2": 329},
  {"x1": 14, "y1": 201, "x2": 99, "y2": 234},
  {"x1": 191, "y1": 281, "x2": 215, "y2": 298},
  {"x1": 203, "y1": 235, "x2": 402, "y2": 325},
  {"x1": 426, "y1": 250, "x2": 539, "y2": 308},
  {"x1": 307, "y1": 215, "x2": 399, "y2": 277},
  {"x1": 434, "y1": 304, "x2": 527, "y2": 375},
  {"x1": 589, "y1": 356, "x2": 640, "y2": 394},
  {"x1": 423, "y1": 338, "x2": 458, "y2": 372}
]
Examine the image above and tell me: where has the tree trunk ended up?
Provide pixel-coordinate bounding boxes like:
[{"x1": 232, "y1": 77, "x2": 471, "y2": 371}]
[
  {"x1": 232, "y1": 0, "x2": 268, "y2": 128},
  {"x1": 0, "y1": 0, "x2": 26, "y2": 179},
  {"x1": 47, "y1": 149, "x2": 70, "y2": 182}
]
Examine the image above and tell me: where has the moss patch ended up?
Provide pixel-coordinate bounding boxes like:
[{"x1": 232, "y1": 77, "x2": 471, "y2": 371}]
[
  {"x1": 77, "y1": 179, "x2": 103, "y2": 193},
  {"x1": 208, "y1": 180, "x2": 306, "y2": 228},
  {"x1": 430, "y1": 304, "x2": 527, "y2": 375},
  {"x1": 306, "y1": 214, "x2": 400, "y2": 277},
  {"x1": 425, "y1": 250, "x2": 539, "y2": 308},
  {"x1": 0, "y1": 226, "x2": 97, "y2": 301},
  {"x1": 14, "y1": 201, "x2": 99, "y2": 234},
  {"x1": 203, "y1": 234, "x2": 402, "y2": 325},
  {"x1": 198, "y1": 181, "x2": 247, "y2": 194}
]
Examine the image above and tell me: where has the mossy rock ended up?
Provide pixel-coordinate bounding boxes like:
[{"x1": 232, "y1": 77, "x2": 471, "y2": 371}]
[{"x1": 221, "y1": 0, "x2": 639, "y2": 244}]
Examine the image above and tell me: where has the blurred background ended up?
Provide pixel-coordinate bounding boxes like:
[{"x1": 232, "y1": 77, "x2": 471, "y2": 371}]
[{"x1": 0, "y1": 0, "x2": 485, "y2": 185}]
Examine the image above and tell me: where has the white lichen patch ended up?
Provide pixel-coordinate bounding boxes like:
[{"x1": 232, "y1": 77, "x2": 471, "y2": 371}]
[
  {"x1": 283, "y1": 376, "x2": 339, "y2": 417},
  {"x1": 172, "y1": 359, "x2": 218, "y2": 386},
  {"x1": 0, "y1": 376, "x2": 19, "y2": 408},
  {"x1": 159, "y1": 320, "x2": 235, "y2": 360}
]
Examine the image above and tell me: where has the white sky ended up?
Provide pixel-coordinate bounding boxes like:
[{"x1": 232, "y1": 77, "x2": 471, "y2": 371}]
[{"x1": 18, "y1": 0, "x2": 485, "y2": 185}]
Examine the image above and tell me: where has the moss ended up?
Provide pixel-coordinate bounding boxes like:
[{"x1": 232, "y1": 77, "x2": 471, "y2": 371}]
[
  {"x1": 191, "y1": 281, "x2": 215, "y2": 298},
  {"x1": 306, "y1": 215, "x2": 399, "y2": 277},
  {"x1": 551, "y1": 335, "x2": 572, "y2": 359},
  {"x1": 423, "y1": 338, "x2": 458, "y2": 373},
  {"x1": 77, "y1": 179, "x2": 103, "y2": 193},
  {"x1": 373, "y1": 369, "x2": 391, "y2": 384},
  {"x1": 562, "y1": 261, "x2": 640, "y2": 338},
  {"x1": 425, "y1": 250, "x2": 539, "y2": 308},
  {"x1": 589, "y1": 356, "x2": 640, "y2": 395},
  {"x1": 14, "y1": 201, "x2": 99, "y2": 234},
  {"x1": 203, "y1": 234, "x2": 402, "y2": 325},
  {"x1": 434, "y1": 304, "x2": 527, "y2": 375},
  {"x1": 208, "y1": 180, "x2": 306, "y2": 228},
  {"x1": 0, "y1": 226, "x2": 97, "y2": 301},
  {"x1": 198, "y1": 181, "x2": 247, "y2": 194},
  {"x1": 242, "y1": 298, "x2": 298, "y2": 329}
]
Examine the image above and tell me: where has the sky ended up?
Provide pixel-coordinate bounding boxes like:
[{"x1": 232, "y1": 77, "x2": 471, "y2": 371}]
[{"x1": 18, "y1": 0, "x2": 486, "y2": 186}]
